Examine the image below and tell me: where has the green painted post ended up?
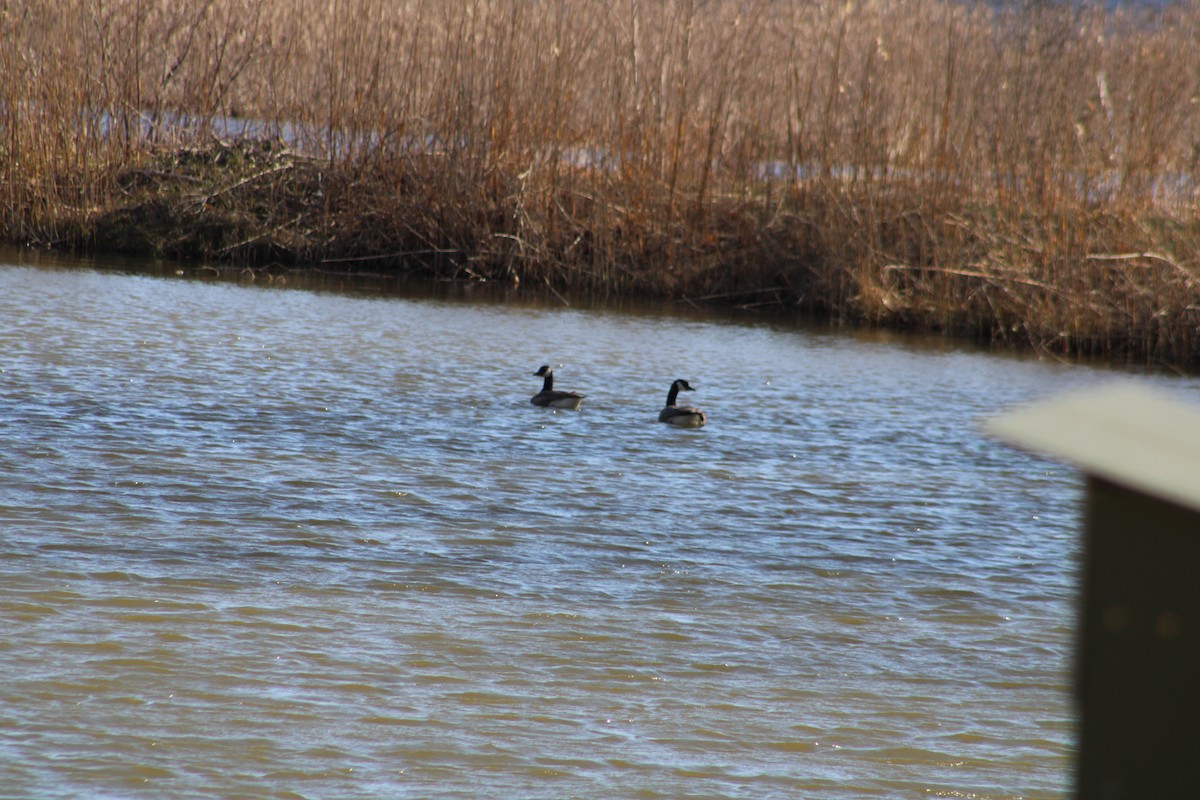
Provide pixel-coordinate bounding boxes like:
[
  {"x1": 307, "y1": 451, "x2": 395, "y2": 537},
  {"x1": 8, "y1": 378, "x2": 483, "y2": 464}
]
[
  {"x1": 1076, "y1": 476, "x2": 1200, "y2": 797},
  {"x1": 986, "y1": 384, "x2": 1200, "y2": 799}
]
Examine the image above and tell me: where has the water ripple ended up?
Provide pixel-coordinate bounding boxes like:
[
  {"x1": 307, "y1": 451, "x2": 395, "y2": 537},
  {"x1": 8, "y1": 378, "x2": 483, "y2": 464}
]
[{"x1": 3, "y1": 259, "x2": 1193, "y2": 798}]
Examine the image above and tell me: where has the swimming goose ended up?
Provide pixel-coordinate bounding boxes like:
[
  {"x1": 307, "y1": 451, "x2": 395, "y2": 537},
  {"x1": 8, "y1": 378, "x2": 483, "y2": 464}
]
[
  {"x1": 658, "y1": 378, "x2": 707, "y2": 427},
  {"x1": 530, "y1": 365, "x2": 585, "y2": 410}
]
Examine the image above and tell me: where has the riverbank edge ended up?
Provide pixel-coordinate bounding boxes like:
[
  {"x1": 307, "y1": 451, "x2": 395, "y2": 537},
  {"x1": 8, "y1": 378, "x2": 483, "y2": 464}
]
[{"x1": 13, "y1": 138, "x2": 1200, "y2": 370}]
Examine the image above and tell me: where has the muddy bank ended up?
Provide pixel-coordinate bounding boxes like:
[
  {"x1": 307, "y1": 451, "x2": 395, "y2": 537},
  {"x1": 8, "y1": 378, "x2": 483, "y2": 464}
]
[{"x1": 21, "y1": 138, "x2": 1192, "y2": 370}]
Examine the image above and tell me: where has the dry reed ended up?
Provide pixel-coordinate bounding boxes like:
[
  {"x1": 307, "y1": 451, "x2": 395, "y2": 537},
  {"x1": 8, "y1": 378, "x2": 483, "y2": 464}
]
[{"x1": 3, "y1": 0, "x2": 1199, "y2": 366}]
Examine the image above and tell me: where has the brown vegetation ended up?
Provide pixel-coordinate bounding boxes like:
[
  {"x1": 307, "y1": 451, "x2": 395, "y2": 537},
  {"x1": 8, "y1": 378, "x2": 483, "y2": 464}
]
[{"x1": 2, "y1": 0, "x2": 1200, "y2": 365}]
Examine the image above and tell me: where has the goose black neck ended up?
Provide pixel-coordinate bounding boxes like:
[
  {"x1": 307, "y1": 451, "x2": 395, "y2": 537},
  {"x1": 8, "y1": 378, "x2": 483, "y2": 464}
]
[
  {"x1": 666, "y1": 383, "x2": 680, "y2": 406},
  {"x1": 541, "y1": 371, "x2": 554, "y2": 392}
]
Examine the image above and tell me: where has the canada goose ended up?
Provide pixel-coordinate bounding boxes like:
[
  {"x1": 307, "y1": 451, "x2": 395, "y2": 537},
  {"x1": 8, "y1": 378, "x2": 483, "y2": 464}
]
[
  {"x1": 530, "y1": 365, "x2": 585, "y2": 410},
  {"x1": 658, "y1": 378, "x2": 707, "y2": 427}
]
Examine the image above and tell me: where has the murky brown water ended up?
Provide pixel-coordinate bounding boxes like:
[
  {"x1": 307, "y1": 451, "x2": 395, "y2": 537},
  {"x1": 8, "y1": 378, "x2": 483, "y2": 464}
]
[{"x1": 3, "y1": 254, "x2": 1194, "y2": 798}]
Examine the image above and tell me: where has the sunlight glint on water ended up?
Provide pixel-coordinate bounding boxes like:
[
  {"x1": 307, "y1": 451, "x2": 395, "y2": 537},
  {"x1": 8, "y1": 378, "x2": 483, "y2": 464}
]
[{"x1": 2, "y1": 258, "x2": 1187, "y2": 798}]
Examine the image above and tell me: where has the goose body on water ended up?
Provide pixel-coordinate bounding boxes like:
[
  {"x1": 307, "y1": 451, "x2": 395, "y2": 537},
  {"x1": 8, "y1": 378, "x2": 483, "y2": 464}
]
[
  {"x1": 658, "y1": 378, "x2": 706, "y2": 427},
  {"x1": 530, "y1": 365, "x2": 585, "y2": 410}
]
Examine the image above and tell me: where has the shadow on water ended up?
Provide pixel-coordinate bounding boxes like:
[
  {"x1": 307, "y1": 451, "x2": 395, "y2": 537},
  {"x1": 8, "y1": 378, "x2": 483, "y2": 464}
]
[{"x1": 2, "y1": 244, "x2": 1065, "y2": 372}]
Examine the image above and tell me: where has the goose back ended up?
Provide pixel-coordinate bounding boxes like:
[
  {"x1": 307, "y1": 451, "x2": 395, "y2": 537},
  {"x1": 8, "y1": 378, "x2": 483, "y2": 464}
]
[
  {"x1": 658, "y1": 378, "x2": 706, "y2": 427},
  {"x1": 530, "y1": 365, "x2": 585, "y2": 410}
]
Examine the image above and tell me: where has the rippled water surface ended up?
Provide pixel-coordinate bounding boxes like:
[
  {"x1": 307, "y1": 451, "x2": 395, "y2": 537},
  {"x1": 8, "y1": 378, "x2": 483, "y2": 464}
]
[{"x1": 2, "y1": 257, "x2": 1195, "y2": 799}]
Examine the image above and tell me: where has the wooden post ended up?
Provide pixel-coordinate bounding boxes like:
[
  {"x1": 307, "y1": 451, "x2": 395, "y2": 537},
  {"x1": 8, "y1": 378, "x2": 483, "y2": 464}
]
[{"x1": 986, "y1": 385, "x2": 1200, "y2": 798}]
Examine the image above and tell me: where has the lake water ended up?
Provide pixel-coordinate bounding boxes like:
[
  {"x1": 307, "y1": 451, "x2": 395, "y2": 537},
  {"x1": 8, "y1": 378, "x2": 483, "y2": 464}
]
[{"x1": 2, "y1": 254, "x2": 1195, "y2": 799}]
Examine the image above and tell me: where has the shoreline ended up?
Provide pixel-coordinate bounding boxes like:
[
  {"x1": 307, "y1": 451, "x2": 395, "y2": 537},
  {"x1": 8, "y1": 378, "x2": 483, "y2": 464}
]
[
  {"x1": 12, "y1": 136, "x2": 1199, "y2": 371},
  {"x1": 5, "y1": 1, "x2": 1199, "y2": 369}
]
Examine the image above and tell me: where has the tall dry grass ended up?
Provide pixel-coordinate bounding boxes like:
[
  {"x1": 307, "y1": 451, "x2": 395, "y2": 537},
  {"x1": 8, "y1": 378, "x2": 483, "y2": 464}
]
[{"x1": 3, "y1": 0, "x2": 1200, "y2": 363}]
